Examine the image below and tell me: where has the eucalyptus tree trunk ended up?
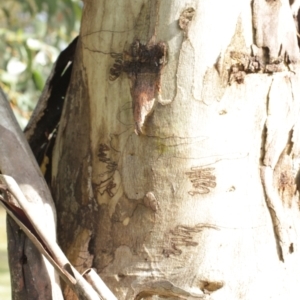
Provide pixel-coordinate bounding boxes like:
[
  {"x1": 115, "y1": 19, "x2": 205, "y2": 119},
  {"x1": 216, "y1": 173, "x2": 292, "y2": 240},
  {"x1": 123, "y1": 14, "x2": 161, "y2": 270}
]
[{"x1": 52, "y1": 0, "x2": 300, "y2": 299}]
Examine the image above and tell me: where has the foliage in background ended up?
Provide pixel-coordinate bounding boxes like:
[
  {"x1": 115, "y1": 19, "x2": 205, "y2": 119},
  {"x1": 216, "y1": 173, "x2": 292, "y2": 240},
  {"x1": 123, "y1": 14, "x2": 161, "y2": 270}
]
[{"x1": 0, "y1": 0, "x2": 82, "y2": 128}]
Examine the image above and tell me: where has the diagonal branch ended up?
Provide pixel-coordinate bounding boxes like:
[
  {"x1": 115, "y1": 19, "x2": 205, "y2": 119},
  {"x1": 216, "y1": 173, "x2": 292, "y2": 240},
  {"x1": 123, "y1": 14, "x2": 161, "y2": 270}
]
[{"x1": 0, "y1": 175, "x2": 118, "y2": 300}]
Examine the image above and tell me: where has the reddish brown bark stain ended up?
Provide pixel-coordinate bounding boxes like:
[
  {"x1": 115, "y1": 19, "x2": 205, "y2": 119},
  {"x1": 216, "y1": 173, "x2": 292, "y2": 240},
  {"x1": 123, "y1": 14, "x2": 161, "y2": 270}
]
[{"x1": 110, "y1": 40, "x2": 167, "y2": 134}]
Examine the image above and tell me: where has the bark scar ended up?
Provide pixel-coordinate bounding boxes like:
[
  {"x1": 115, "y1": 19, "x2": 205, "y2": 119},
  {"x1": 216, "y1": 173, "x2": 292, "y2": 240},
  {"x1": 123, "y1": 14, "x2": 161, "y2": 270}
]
[{"x1": 110, "y1": 40, "x2": 167, "y2": 135}]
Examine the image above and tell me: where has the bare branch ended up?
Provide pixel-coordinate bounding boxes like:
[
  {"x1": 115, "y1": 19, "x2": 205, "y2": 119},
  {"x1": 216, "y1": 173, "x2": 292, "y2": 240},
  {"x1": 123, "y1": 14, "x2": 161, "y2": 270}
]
[
  {"x1": 83, "y1": 268, "x2": 118, "y2": 300},
  {"x1": 0, "y1": 175, "x2": 117, "y2": 300}
]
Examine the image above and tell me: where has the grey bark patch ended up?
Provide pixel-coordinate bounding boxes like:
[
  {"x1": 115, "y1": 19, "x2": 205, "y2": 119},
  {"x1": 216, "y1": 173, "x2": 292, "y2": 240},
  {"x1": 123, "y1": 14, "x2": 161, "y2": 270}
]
[{"x1": 253, "y1": 0, "x2": 300, "y2": 62}]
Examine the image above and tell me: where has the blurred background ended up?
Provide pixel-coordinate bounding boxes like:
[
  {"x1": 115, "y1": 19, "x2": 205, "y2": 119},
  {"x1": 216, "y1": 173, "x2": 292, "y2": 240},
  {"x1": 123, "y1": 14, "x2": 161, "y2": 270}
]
[{"x1": 0, "y1": 0, "x2": 82, "y2": 298}]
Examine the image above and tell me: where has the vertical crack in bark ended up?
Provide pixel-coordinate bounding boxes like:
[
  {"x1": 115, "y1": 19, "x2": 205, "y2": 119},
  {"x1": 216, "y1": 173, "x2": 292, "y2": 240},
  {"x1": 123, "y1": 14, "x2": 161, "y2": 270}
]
[
  {"x1": 259, "y1": 79, "x2": 273, "y2": 166},
  {"x1": 260, "y1": 76, "x2": 298, "y2": 261}
]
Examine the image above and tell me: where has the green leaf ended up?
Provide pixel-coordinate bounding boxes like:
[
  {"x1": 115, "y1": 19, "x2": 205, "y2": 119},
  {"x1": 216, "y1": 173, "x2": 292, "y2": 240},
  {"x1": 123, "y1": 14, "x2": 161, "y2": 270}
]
[{"x1": 32, "y1": 69, "x2": 44, "y2": 91}]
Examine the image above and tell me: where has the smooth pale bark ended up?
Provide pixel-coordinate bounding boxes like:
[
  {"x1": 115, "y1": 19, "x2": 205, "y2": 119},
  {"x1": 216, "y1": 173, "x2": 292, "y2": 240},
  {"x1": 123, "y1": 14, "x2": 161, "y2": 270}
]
[{"x1": 52, "y1": 0, "x2": 300, "y2": 299}]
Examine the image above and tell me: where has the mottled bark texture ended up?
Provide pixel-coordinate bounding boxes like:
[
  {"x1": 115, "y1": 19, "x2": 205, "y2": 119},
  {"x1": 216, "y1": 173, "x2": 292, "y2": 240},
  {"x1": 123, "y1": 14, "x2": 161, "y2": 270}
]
[{"x1": 52, "y1": 1, "x2": 300, "y2": 299}]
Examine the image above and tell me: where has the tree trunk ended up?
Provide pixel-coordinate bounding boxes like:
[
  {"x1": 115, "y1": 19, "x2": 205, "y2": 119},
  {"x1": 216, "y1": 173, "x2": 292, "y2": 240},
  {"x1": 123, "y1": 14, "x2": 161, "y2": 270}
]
[
  {"x1": 0, "y1": 88, "x2": 61, "y2": 300},
  {"x1": 52, "y1": 0, "x2": 300, "y2": 299}
]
